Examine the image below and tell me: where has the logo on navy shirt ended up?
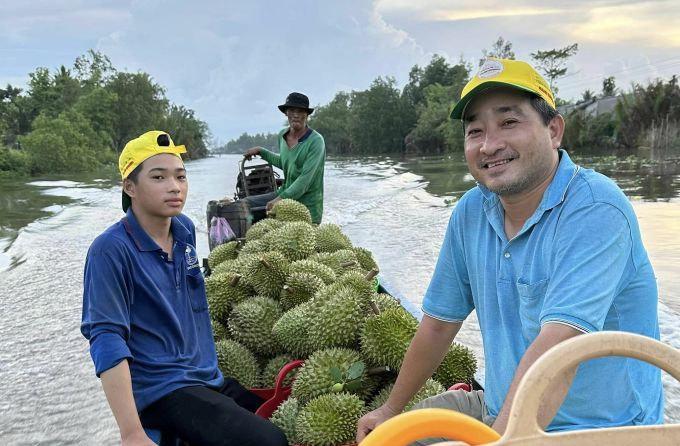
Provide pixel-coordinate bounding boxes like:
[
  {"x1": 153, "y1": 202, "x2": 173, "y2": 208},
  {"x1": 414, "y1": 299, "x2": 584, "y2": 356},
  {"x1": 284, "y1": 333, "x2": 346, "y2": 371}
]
[{"x1": 185, "y1": 245, "x2": 200, "y2": 270}]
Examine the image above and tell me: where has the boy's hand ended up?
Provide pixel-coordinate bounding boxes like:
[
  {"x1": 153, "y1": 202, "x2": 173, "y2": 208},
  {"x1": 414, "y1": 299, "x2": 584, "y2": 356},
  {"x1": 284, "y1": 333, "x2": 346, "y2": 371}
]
[
  {"x1": 355, "y1": 404, "x2": 400, "y2": 443},
  {"x1": 244, "y1": 147, "x2": 261, "y2": 160}
]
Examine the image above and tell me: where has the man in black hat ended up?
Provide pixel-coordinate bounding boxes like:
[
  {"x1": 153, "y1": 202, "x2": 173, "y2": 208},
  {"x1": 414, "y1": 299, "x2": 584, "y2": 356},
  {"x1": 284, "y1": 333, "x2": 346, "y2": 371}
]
[{"x1": 244, "y1": 92, "x2": 326, "y2": 224}]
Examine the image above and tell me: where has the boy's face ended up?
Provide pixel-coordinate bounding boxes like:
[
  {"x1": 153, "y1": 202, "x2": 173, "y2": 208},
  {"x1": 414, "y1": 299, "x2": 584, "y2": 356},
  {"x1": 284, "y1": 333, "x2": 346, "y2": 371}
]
[{"x1": 124, "y1": 154, "x2": 188, "y2": 218}]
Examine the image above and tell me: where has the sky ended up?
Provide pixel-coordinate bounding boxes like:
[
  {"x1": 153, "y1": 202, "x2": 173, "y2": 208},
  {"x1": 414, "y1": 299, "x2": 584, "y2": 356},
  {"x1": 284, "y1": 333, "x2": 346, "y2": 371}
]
[{"x1": 1, "y1": 0, "x2": 679, "y2": 144}]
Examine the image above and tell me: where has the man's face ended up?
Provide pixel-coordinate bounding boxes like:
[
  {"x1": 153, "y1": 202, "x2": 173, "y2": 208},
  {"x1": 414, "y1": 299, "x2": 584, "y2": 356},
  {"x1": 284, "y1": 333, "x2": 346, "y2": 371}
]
[
  {"x1": 286, "y1": 107, "x2": 308, "y2": 131},
  {"x1": 463, "y1": 88, "x2": 563, "y2": 197},
  {"x1": 125, "y1": 153, "x2": 188, "y2": 218}
]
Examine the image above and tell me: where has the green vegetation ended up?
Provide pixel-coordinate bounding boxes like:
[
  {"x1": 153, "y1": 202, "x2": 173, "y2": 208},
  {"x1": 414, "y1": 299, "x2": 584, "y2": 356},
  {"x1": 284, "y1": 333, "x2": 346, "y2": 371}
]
[
  {"x1": 222, "y1": 38, "x2": 678, "y2": 160},
  {"x1": 0, "y1": 50, "x2": 210, "y2": 177}
]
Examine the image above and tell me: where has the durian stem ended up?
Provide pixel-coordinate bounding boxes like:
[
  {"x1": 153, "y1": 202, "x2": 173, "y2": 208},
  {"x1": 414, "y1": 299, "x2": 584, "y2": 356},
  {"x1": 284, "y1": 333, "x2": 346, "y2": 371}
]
[
  {"x1": 369, "y1": 301, "x2": 381, "y2": 315},
  {"x1": 367, "y1": 366, "x2": 391, "y2": 376},
  {"x1": 340, "y1": 261, "x2": 357, "y2": 268},
  {"x1": 364, "y1": 268, "x2": 379, "y2": 281},
  {"x1": 260, "y1": 257, "x2": 273, "y2": 269},
  {"x1": 229, "y1": 274, "x2": 241, "y2": 287}
]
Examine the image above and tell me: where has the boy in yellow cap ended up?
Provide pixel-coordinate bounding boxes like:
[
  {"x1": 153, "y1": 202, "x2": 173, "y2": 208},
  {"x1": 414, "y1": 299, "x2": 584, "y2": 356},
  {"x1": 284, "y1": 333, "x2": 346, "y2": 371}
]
[
  {"x1": 357, "y1": 59, "x2": 662, "y2": 444},
  {"x1": 81, "y1": 131, "x2": 287, "y2": 446}
]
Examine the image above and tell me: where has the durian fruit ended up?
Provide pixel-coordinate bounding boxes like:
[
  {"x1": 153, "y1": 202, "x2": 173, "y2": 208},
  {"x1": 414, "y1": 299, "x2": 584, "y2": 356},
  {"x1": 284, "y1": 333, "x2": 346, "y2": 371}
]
[
  {"x1": 237, "y1": 237, "x2": 270, "y2": 258},
  {"x1": 360, "y1": 307, "x2": 418, "y2": 370},
  {"x1": 309, "y1": 249, "x2": 360, "y2": 276},
  {"x1": 261, "y1": 354, "x2": 297, "y2": 388},
  {"x1": 215, "y1": 339, "x2": 260, "y2": 388},
  {"x1": 211, "y1": 318, "x2": 230, "y2": 342},
  {"x1": 245, "y1": 218, "x2": 284, "y2": 243},
  {"x1": 263, "y1": 221, "x2": 317, "y2": 261},
  {"x1": 291, "y1": 348, "x2": 371, "y2": 404},
  {"x1": 269, "y1": 198, "x2": 312, "y2": 224},
  {"x1": 373, "y1": 293, "x2": 402, "y2": 313},
  {"x1": 368, "y1": 378, "x2": 445, "y2": 412},
  {"x1": 280, "y1": 272, "x2": 325, "y2": 310},
  {"x1": 289, "y1": 259, "x2": 337, "y2": 285},
  {"x1": 307, "y1": 286, "x2": 368, "y2": 350},
  {"x1": 211, "y1": 258, "x2": 240, "y2": 276},
  {"x1": 205, "y1": 272, "x2": 252, "y2": 324},
  {"x1": 296, "y1": 392, "x2": 366, "y2": 446},
  {"x1": 242, "y1": 251, "x2": 290, "y2": 298},
  {"x1": 270, "y1": 397, "x2": 300, "y2": 445},
  {"x1": 433, "y1": 343, "x2": 478, "y2": 388},
  {"x1": 207, "y1": 240, "x2": 240, "y2": 269},
  {"x1": 228, "y1": 296, "x2": 283, "y2": 355},
  {"x1": 272, "y1": 302, "x2": 315, "y2": 358},
  {"x1": 353, "y1": 246, "x2": 378, "y2": 272},
  {"x1": 315, "y1": 223, "x2": 353, "y2": 253},
  {"x1": 331, "y1": 270, "x2": 378, "y2": 301}
]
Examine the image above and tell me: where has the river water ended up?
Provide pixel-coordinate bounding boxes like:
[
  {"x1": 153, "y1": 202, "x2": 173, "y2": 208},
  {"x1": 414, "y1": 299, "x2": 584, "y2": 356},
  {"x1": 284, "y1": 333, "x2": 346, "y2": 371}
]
[{"x1": 0, "y1": 154, "x2": 679, "y2": 444}]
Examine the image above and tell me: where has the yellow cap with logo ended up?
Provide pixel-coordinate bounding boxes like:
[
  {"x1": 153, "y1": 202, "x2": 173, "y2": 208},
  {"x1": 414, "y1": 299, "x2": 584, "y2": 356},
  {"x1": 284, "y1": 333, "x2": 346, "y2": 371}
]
[
  {"x1": 450, "y1": 58, "x2": 555, "y2": 120},
  {"x1": 119, "y1": 130, "x2": 187, "y2": 211}
]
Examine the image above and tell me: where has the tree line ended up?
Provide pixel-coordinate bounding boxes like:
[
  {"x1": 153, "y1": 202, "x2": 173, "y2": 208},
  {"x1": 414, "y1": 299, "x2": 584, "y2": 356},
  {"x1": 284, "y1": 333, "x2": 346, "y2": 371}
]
[
  {"x1": 0, "y1": 50, "x2": 210, "y2": 177},
  {"x1": 224, "y1": 38, "x2": 679, "y2": 160}
]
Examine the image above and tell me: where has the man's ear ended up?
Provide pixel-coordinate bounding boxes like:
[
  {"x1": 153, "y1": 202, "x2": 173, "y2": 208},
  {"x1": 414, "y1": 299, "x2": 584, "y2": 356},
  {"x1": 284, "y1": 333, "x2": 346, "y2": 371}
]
[
  {"x1": 123, "y1": 178, "x2": 136, "y2": 198},
  {"x1": 549, "y1": 114, "x2": 566, "y2": 150}
]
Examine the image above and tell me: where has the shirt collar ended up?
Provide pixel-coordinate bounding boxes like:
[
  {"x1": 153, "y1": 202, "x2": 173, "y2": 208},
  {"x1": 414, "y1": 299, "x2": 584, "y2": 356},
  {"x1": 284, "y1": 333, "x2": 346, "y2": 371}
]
[
  {"x1": 477, "y1": 149, "x2": 580, "y2": 211},
  {"x1": 283, "y1": 127, "x2": 313, "y2": 142},
  {"x1": 123, "y1": 209, "x2": 192, "y2": 252}
]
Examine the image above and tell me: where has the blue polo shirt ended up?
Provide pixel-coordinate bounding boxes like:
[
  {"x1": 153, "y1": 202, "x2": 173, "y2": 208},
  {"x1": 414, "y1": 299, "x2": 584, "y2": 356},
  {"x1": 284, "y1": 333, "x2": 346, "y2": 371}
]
[
  {"x1": 422, "y1": 150, "x2": 663, "y2": 431},
  {"x1": 81, "y1": 209, "x2": 223, "y2": 411}
]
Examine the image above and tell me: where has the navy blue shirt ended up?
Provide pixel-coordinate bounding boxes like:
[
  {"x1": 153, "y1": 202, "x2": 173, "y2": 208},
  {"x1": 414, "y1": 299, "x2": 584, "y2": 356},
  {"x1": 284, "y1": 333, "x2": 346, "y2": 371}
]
[{"x1": 81, "y1": 209, "x2": 223, "y2": 411}]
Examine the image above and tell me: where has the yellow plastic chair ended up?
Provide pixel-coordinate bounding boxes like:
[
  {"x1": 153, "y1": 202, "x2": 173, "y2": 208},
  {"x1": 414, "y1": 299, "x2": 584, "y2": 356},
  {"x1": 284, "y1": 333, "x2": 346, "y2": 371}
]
[{"x1": 360, "y1": 331, "x2": 680, "y2": 446}]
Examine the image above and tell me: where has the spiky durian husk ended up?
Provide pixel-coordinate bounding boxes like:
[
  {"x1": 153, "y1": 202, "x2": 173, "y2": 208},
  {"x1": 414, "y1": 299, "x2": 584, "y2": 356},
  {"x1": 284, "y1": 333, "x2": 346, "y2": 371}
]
[
  {"x1": 261, "y1": 354, "x2": 296, "y2": 388},
  {"x1": 307, "y1": 286, "x2": 368, "y2": 350},
  {"x1": 332, "y1": 270, "x2": 377, "y2": 301},
  {"x1": 272, "y1": 301, "x2": 315, "y2": 358},
  {"x1": 215, "y1": 339, "x2": 260, "y2": 388},
  {"x1": 315, "y1": 223, "x2": 353, "y2": 253},
  {"x1": 227, "y1": 296, "x2": 283, "y2": 355},
  {"x1": 207, "y1": 240, "x2": 240, "y2": 269},
  {"x1": 368, "y1": 378, "x2": 445, "y2": 412},
  {"x1": 242, "y1": 251, "x2": 290, "y2": 298},
  {"x1": 245, "y1": 218, "x2": 284, "y2": 243},
  {"x1": 353, "y1": 246, "x2": 378, "y2": 272},
  {"x1": 211, "y1": 317, "x2": 230, "y2": 342},
  {"x1": 360, "y1": 307, "x2": 418, "y2": 370},
  {"x1": 308, "y1": 249, "x2": 360, "y2": 276},
  {"x1": 296, "y1": 393, "x2": 366, "y2": 446},
  {"x1": 270, "y1": 397, "x2": 300, "y2": 445},
  {"x1": 372, "y1": 293, "x2": 402, "y2": 313},
  {"x1": 433, "y1": 343, "x2": 478, "y2": 388},
  {"x1": 263, "y1": 221, "x2": 317, "y2": 261},
  {"x1": 205, "y1": 272, "x2": 252, "y2": 324},
  {"x1": 238, "y1": 237, "x2": 270, "y2": 258},
  {"x1": 280, "y1": 272, "x2": 325, "y2": 310},
  {"x1": 291, "y1": 348, "x2": 370, "y2": 404},
  {"x1": 269, "y1": 199, "x2": 312, "y2": 224},
  {"x1": 211, "y1": 258, "x2": 239, "y2": 275},
  {"x1": 289, "y1": 259, "x2": 337, "y2": 285}
]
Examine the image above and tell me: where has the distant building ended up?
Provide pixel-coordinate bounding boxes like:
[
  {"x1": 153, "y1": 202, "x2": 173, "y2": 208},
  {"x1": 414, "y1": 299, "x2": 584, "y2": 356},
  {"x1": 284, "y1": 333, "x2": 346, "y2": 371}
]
[{"x1": 559, "y1": 95, "x2": 620, "y2": 117}]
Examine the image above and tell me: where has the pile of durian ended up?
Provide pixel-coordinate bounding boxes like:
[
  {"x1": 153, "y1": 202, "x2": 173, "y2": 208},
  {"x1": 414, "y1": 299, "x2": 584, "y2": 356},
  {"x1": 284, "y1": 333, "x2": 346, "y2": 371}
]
[{"x1": 205, "y1": 199, "x2": 477, "y2": 446}]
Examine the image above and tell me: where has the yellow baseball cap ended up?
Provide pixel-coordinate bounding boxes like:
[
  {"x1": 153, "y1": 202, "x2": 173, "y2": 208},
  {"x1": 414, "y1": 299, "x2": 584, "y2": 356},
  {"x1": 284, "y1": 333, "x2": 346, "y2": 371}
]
[
  {"x1": 450, "y1": 58, "x2": 555, "y2": 120},
  {"x1": 119, "y1": 130, "x2": 187, "y2": 211}
]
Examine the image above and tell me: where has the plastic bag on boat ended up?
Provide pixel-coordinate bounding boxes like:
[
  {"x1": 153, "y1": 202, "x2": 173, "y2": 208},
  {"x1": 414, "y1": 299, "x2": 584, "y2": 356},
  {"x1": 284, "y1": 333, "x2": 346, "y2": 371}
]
[{"x1": 209, "y1": 216, "x2": 236, "y2": 247}]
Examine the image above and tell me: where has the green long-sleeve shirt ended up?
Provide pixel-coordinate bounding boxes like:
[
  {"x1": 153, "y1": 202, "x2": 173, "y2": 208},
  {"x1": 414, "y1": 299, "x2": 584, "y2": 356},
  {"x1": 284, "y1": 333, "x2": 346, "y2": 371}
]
[{"x1": 259, "y1": 127, "x2": 325, "y2": 224}]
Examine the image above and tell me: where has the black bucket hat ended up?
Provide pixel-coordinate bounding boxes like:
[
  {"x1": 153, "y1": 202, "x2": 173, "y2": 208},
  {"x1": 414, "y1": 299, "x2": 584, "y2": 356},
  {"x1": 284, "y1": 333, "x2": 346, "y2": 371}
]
[{"x1": 278, "y1": 92, "x2": 314, "y2": 115}]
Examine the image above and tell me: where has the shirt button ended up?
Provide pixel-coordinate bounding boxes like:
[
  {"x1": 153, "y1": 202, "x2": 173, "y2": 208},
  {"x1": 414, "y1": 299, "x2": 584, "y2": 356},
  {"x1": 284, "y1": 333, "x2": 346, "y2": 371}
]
[{"x1": 504, "y1": 252, "x2": 511, "y2": 259}]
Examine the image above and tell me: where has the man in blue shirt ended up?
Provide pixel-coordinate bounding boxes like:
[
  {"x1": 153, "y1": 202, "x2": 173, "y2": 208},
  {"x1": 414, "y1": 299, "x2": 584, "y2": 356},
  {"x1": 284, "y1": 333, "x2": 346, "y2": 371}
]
[
  {"x1": 81, "y1": 131, "x2": 287, "y2": 446},
  {"x1": 356, "y1": 59, "x2": 663, "y2": 443}
]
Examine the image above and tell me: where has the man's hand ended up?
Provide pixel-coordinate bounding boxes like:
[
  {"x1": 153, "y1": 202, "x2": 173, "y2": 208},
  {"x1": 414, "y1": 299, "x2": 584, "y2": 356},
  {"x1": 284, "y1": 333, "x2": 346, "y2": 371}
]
[
  {"x1": 266, "y1": 196, "x2": 282, "y2": 213},
  {"x1": 355, "y1": 404, "x2": 400, "y2": 443},
  {"x1": 244, "y1": 146, "x2": 261, "y2": 160},
  {"x1": 121, "y1": 429, "x2": 156, "y2": 446}
]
